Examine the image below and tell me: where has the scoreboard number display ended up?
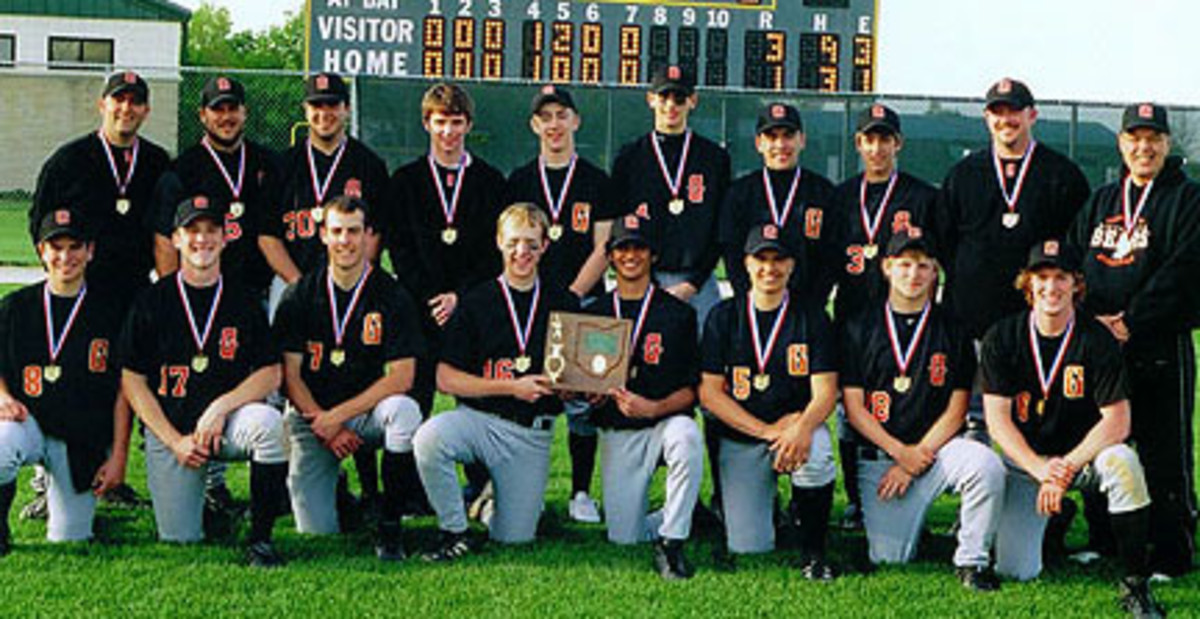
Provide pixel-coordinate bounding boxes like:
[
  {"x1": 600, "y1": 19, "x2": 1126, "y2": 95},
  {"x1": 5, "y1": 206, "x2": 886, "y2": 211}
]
[{"x1": 308, "y1": 0, "x2": 877, "y2": 92}]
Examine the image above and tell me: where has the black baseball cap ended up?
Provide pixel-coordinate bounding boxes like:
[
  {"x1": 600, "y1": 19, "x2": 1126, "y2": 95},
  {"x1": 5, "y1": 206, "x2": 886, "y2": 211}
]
[
  {"x1": 744, "y1": 224, "x2": 790, "y2": 257},
  {"x1": 102, "y1": 70, "x2": 149, "y2": 103},
  {"x1": 305, "y1": 72, "x2": 349, "y2": 104},
  {"x1": 174, "y1": 195, "x2": 228, "y2": 230},
  {"x1": 607, "y1": 214, "x2": 655, "y2": 253},
  {"x1": 530, "y1": 84, "x2": 577, "y2": 116},
  {"x1": 985, "y1": 77, "x2": 1034, "y2": 110},
  {"x1": 201, "y1": 75, "x2": 245, "y2": 108},
  {"x1": 756, "y1": 103, "x2": 803, "y2": 134},
  {"x1": 649, "y1": 65, "x2": 695, "y2": 96},
  {"x1": 1025, "y1": 239, "x2": 1080, "y2": 272},
  {"x1": 1121, "y1": 103, "x2": 1170, "y2": 134},
  {"x1": 885, "y1": 227, "x2": 934, "y2": 259},
  {"x1": 857, "y1": 103, "x2": 901, "y2": 135},
  {"x1": 37, "y1": 208, "x2": 90, "y2": 244}
]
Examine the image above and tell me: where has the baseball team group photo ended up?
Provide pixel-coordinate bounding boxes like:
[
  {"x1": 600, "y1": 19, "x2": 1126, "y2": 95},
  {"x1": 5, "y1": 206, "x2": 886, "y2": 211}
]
[{"x1": 0, "y1": 1, "x2": 1198, "y2": 617}]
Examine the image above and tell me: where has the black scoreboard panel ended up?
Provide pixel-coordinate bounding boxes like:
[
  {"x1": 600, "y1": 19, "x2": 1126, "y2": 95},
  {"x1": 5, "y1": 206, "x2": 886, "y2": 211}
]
[{"x1": 309, "y1": 0, "x2": 877, "y2": 92}]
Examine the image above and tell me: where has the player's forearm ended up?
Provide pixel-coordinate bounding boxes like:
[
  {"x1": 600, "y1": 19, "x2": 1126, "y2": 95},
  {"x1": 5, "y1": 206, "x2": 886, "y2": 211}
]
[
  {"x1": 918, "y1": 390, "x2": 969, "y2": 453},
  {"x1": 328, "y1": 360, "x2": 415, "y2": 424},
  {"x1": 699, "y1": 373, "x2": 771, "y2": 439},
  {"x1": 1064, "y1": 402, "x2": 1131, "y2": 470},
  {"x1": 797, "y1": 373, "x2": 838, "y2": 430},
  {"x1": 844, "y1": 388, "x2": 906, "y2": 456},
  {"x1": 153, "y1": 233, "x2": 178, "y2": 278},
  {"x1": 436, "y1": 362, "x2": 515, "y2": 399},
  {"x1": 569, "y1": 221, "x2": 614, "y2": 297},
  {"x1": 122, "y1": 370, "x2": 184, "y2": 446},
  {"x1": 212, "y1": 364, "x2": 281, "y2": 416},
  {"x1": 984, "y1": 394, "x2": 1044, "y2": 479},
  {"x1": 109, "y1": 391, "x2": 134, "y2": 462},
  {"x1": 283, "y1": 355, "x2": 324, "y2": 419},
  {"x1": 645, "y1": 386, "x2": 696, "y2": 420},
  {"x1": 259, "y1": 236, "x2": 302, "y2": 284}
]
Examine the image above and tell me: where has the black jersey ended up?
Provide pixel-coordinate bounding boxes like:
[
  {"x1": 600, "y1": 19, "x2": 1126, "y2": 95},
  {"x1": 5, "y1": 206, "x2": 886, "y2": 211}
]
[
  {"x1": 839, "y1": 302, "x2": 975, "y2": 445},
  {"x1": 585, "y1": 286, "x2": 699, "y2": 430},
  {"x1": 611, "y1": 131, "x2": 731, "y2": 288},
  {"x1": 274, "y1": 264, "x2": 425, "y2": 410},
  {"x1": 31, "y1": 133, "x2": 171, "y2": 297},
  {"x1": 719, "y1": 166, "x2": 837, "y2": 301},
  {"x1": 700, "y1": 293, "x2": 837, "y2": 443},
  {"x1": 1067, "y1": 158, "x2": 1200, "y2": 349},
  {"x1": 440, "y1": 277, "x2": 579, "y2": 424},
  {"x1": 980, "y1": 311, "x2": 1126, "y2": 456},
  {"x1": 386, "y1": 153, "x2": 507, "y2": 328},
  {"x1": 505, "y1": 156, "x2": 618, "y2": 299},
  {"x1": 0, "y1": 283, "x2": 124, "y2": 492},
  {"x1": 153, "y1": 139, "x2": 281, "y2": 294},
  {"x1": 828, "y1": 172, "x2": 937, "y2": 322},
  {"x1": 935, "y1": 143, "x2": 1090, "y2": 339},
  {"x1": 120, "y1": 274, "x2": 278, "y2": 434},
  {"x1": 273, "y1": 137, "x2": 391, "y2": 274}
]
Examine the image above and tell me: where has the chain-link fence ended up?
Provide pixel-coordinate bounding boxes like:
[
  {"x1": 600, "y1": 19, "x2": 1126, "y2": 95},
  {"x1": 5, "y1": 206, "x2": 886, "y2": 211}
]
[{"x1": 3, "y1": 65, "x2": 1199, "y2": 202}]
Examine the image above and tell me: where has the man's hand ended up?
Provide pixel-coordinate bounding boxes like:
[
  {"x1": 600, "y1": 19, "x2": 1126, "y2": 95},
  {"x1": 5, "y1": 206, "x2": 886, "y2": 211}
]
[
  {"x1": 892, "y1": 443, "x2": 936, "y2": 477},
  {"x1": 877, "y1": 465, "x2": 914, "y2": 501},
  {"x1": 171, "y1": 434, "x2": 210, "y2": 468},
  {"x1": 769, "y1": 417, "x2": 814, "y2": 473},
  {"x1": 92, "y1": 453, "x2": 127, "y2": 496},
  {"x1": 311, "y1": 411, "x2": 343, "y2": 443},
  {"x1": 510, "y1": 375, "x2": 553, "y2": 403},
  {"x1": 663, "y1": 282, "x2": 698, "y2": 302},
  {"x1": 1037, "y1": 481, "x2": 1066, "y2": 515},
  {"x1": 324, "y1": 428, "x2": 363, "y2": 459},
  {"x1": 0, "y1": 394, "x2": 29, "y2": 422},
  {"x1": 193, "y1": 405, "x2": 228, "y2": 454},
  {"x1": 429, "y1": 292, "x2": 459, "y2": 327},
  {"x1": 609, "y1": 387, "x2": 658, "y2": 419}
]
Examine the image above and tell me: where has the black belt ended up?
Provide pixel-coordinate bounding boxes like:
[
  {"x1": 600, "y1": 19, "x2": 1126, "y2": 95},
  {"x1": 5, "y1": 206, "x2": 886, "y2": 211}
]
[{"x1": 487, "y1": 408, "x2": 557, "y2": 431}]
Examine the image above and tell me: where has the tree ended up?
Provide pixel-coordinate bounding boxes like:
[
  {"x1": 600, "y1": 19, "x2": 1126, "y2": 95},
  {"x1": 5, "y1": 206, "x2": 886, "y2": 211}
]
[
  {"x1": 185, "y1": 3, "x2": 237, "y2": 67},
  {"x1": 185, "y1": 2, "x2": 304, "y2": 69}
]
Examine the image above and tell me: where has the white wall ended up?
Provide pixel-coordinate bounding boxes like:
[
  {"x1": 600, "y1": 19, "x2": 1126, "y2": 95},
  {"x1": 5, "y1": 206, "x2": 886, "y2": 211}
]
[{"x1": 0, "y1": 14, "x2": 182, "y2": 77}]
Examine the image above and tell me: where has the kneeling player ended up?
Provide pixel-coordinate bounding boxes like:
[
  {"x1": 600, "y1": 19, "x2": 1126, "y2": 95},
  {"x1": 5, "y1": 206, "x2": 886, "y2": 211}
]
[
  {"x1": 275, "y1": 196, "x2": 424, "y2": 560},
  {"x1": 982, "y1": 241, "x2": 1162, "y2": 617},
  {"x1": 413, "y1": 204, "x2": 577, "y2": 560},
  {"x1": 0, "y1": 210, "x2": 131, "y2": 553},
  {"x1": 121, "y1": 196, "x2": 290, "y2": 566},
  {"x1": 698, "y1": 225, "x2": 838, "y2": 579},
  {"x1": 841, "y1": 231, "x2": 1005, "y2": 591},
  {"x1": 588, "y1": 215, "x2": 702, "y2": 580}
]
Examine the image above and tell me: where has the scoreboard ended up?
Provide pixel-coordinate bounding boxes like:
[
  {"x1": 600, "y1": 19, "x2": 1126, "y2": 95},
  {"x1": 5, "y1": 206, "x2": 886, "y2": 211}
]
[{"x1": 307, "y1": 0, "x2": 878, "y2": 92}]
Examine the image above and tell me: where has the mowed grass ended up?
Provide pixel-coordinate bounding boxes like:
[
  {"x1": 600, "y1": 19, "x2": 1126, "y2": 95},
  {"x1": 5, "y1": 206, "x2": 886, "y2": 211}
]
[{"x1": 0, "y1": 200, "x2": 37, "y2": 267}]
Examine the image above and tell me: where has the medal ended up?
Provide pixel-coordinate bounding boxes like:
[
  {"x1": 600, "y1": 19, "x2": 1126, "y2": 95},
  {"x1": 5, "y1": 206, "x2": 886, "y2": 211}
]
[
  {"x1": 326, "y1": 263, "x2": 371, "y2": 371},
  {"x1": 230, "y1": 201, "x2": 245, "y2": 219},
  {"x1": 1036, "y1": 399, "x2": 1046, "y2": 416},
  {"x1": 98, "y1": 131, "x2": 140, "y2": 217},
  {"x1": 115, "y1": 198, "x2": 131, "y2": 215},
  {"x1": 858, "y1": 171, "x2": 897, "y2": 252},
  {"x1": 1118, "y1": 176, "x2": 1154, "y2": 259},
  {"x1": 763, "y1": 166, "x2": 803, "y2": 229},
  {"x1": 992, "y1": 140, "x2": 1036, "y2": 232},
  {"x1": 650, "y1": 129, "x2": 693, "y2": 217},
  {"x1": 429, "y1": 152, "x2": 470, "y2": 243},
  {"x1": 202, "y1": 136, "x2": 246, "y2": 217},
  {"x1": 498, "y1": 275, "x2": 541, "y2": 376},
  {"x1": 885, "y1": 301, "x2": 932, "y2": 395},
  {"x1": 538, "y1": 154, "x2": 577, "y2": 239},
  {"x1": 311, "y1": 206, "x2": 325, "y2": 223},
  {"x1": 177, "y1": 273, "x2": 224, "y2": 374},
  {"x1": 1114, "y1": 232, "x2": 1133, "y2": 259},
  {"x1": 1028, "y1": 311, "x2": 1075, "y2": 412},
  {"x1": 747, "y1": 291, "x2": 789, "y2": 389},
  {"x1": 42, "y1": 283, "x2": 87, "y2": 386},
  {"x1": 307, "y1": 136, "x2": 347, "y2": 218}
]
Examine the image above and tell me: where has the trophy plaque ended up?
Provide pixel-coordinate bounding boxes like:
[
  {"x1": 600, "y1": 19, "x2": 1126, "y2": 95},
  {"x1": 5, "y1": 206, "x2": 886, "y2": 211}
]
[{"x1": 543, "y1": 311, "x2": 632, "y2": 394}]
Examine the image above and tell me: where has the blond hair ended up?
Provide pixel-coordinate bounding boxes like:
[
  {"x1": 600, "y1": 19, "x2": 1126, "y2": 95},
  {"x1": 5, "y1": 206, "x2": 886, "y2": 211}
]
[{"x1": 496, "y1": 202, "x2": 548, "y2": 240}]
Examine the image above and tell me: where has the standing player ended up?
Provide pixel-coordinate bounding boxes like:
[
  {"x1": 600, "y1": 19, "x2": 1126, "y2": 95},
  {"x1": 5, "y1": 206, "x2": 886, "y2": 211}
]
[
  {"x1": 121, "y1": 196, "x2": 290, "y2": 566},
  {"x1": 588, "y1": 215, "x2": 702, "y2": 580},
  {"x1": 841, "y1": 230, "x2": 1005, "y2": 590},
  {"x1": 413, "y1": 204, "x2": 577, "y2": 559},
  {"x1": 981, "y1": 240, "x2": 1163, "y2": 617},
  {"x1": 505, "y1": 85, "x2": 617, "y2": 523},
  {"x1": 1067, "y1": 103, "x2": 1200, "y2": 578},
  {"x1": 698, "y1": 225, "x2": 839, "y2": 579},
  {"x1": 0, "y1": 210, "x2": 130, "y2": 554},
  {"x1": 275, "y1": 196, "x2": 424, "y2": 560}
]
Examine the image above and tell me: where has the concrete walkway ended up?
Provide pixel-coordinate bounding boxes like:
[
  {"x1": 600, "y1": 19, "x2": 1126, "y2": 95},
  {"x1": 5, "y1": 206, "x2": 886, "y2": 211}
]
[{"x1": 0, "y1": 266, "x2": 42, "y2": 285}]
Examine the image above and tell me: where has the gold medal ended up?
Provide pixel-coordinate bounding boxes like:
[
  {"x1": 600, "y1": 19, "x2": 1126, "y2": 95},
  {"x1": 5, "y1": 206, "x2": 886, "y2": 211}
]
[
  {"x1": 330, "y1": 348, "x2": 346, "y2": 367},
  {"x1": 548, "y1": 224, "x2": 563, "y2": 241},
  {"x1": 192, "y1": 355, "x2": 209, "y2": 373},
  {"x1": 514, "y1": 355, "x2": 532, "y2": 373},
  {"x1": 893, "y1": 375, "x2": 911, "y2": 393},
  {"x1": 230, "y1": 201, "x2": 245, "y2": 219},
  {"x1": 442, "y1": 227, "x2": 458, "y2": 245},
  {"x1": 116, "y1": 198, "x2": 131, "y2": 215},
  {"x1": 1036, "y1": 399, "x2": 1046, "y2": 416},
  {"x1": 1002, "y1": 212, "x2": 1020, "y2": 229},
  {"x1": 44, "y1": 365, "x2": 61, "y2": 383},
  {"x1": 863, "y1": 244, "x2": 878, "y2": 259},
  {"x1": 1114, "y1": 233, "x2": 1133, "y2": 258},
  {"x1": 311, "y1": 206, "x2": 325, "y2": 223},
  {"x1": 753, "y1": 374, "x2": 771, "y2": 391},
  {"x1": 668, "y1": 198, "x2": 685, "y2": 215}
]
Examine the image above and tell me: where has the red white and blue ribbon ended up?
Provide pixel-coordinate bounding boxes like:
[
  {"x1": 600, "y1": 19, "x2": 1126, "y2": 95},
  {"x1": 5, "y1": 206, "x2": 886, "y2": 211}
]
[
  {"x1": 539, "y1": 154, "x2": 577, "y2": 225},
  {"x1": 43, "y1": 283, "x2": 87, "y2": 364},
  {"x1": 612, "y1": 284, "x2": 655, "y2": 346},
  {"x1": 97, "y1": 131, "x2": 140, "y2": 197},
  {"x1": 428, "y1": 151, "x2": 471, "y2": 227},
  {"x1": 306, "y1": 137, "x2": 347, "y2": 206},
  {"x1": 1028, "y1": 311, "x2": 1075, "y2": 400},
  {"x1": 885, "y1": 300, "x2": 931, "y2": 377},
  {"x1": 762, "y1": 167, "x2": 802, "y2": 228},
  {"x1": 991, "y1": 139, "x2": 1037, "y2": 213},
  {"x1": 326, "y1": 264, "x2": 372, "y2": 348},
  {"x1": 650, "y1": 129, "x2": 693, "y2": 200},
  {"x1": 747, "y1": 291, "x2": 789, "y2": 374},
  {"x1": 176, "y1": 272, "x2": 223, "y2": 354},
  {"x1": 859, "y1": 171, "x2": 898, "y2": 245},
  {"x1": 202, "y1": 136, "x2": 246, "y2": 201},
  {"x1": 498, "y1": 275, "x2": 541, "y2": 357}
]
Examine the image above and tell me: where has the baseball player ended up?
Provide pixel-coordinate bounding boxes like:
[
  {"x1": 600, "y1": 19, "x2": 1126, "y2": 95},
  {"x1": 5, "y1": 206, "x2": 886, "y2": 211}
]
[
  {"x1": 587, "y1": 214, "x2": 702, "y2": 580},
  {"x1": 981, "y1": 240, "x2": 1163, "y2": 617},
  {"x1": 841, "y1": 230, "x2": 1005, "y2": 591},
  {"x1": 0, "y1": 210, "x2": 131, "y2": 554},
  {"x1": 121, "y1": 196, "x2": 290, "y2": 567},
  {"x1": 1066, "y1": 103, "x2": 1200, "y2": 578},
  {"x1": 505, "y1": 85, "x2": 618, "y2": 523},
  {"x1": 275, "y1": 196, "x2": 424, "y2": 560},
  {"x1": 698, "y1": 224, "x2": 839, "y2": 580},
  {"x1": 413, "y1": 203, "x2": 578, "y2": 560}
]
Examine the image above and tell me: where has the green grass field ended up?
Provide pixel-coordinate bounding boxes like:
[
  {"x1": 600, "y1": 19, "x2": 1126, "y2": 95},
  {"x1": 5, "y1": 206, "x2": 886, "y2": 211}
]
[
  {"x1": 0, "y1": 200, "x2": 37, "y2": 267},
  {"x1": 0, "y1": 200, "x2": 1197, "y2": 617}
]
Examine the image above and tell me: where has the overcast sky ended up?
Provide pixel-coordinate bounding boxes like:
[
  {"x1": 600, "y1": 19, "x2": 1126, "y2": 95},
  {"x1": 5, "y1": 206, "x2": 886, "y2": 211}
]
[{"x1": 175, "y1": 0, "x2": 1200, "y2": 106}]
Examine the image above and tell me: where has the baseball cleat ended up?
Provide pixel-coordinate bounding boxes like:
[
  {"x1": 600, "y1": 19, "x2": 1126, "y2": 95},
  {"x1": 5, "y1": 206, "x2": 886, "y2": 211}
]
[
  {"x1": 568, "y1": 491, "x2": 602, "y2": 524},
  {"x1": 653, "y1": 539, "x2": 694, "y2": 581},
  {"x1": 19, "y1": 494, "x2": 48, "y2": 521},
  {"x1": 1119, "y1": 576, "x2": 1166, "y2": 619},
  {"x1": 245, "y1": 541, "x2": 286, "y2": 568},
  {"x1": 800, "y1": 557, "x2": 838, "y2": 582},
  {"x1": 422, "y1": 531, "x2": 473, "y2": 563},
  {"x1": 100, "y1": 483, "x2": 151, "y2": 509},
  {"x1": 839, "y1": 503, "x2": 864, "y2": 531},
  {"x1": 375, "y1": 522, "x2": 407, "y2": 562},
  {"x1": 956, "y1": 566, "x2": 1001, "y2": 592}
]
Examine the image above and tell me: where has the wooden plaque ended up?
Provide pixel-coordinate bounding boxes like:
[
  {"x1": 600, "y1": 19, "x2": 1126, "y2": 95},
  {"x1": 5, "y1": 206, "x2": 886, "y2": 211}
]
[{"x1": 543, "y1": 311, "x2": 632, "y2": 395}]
